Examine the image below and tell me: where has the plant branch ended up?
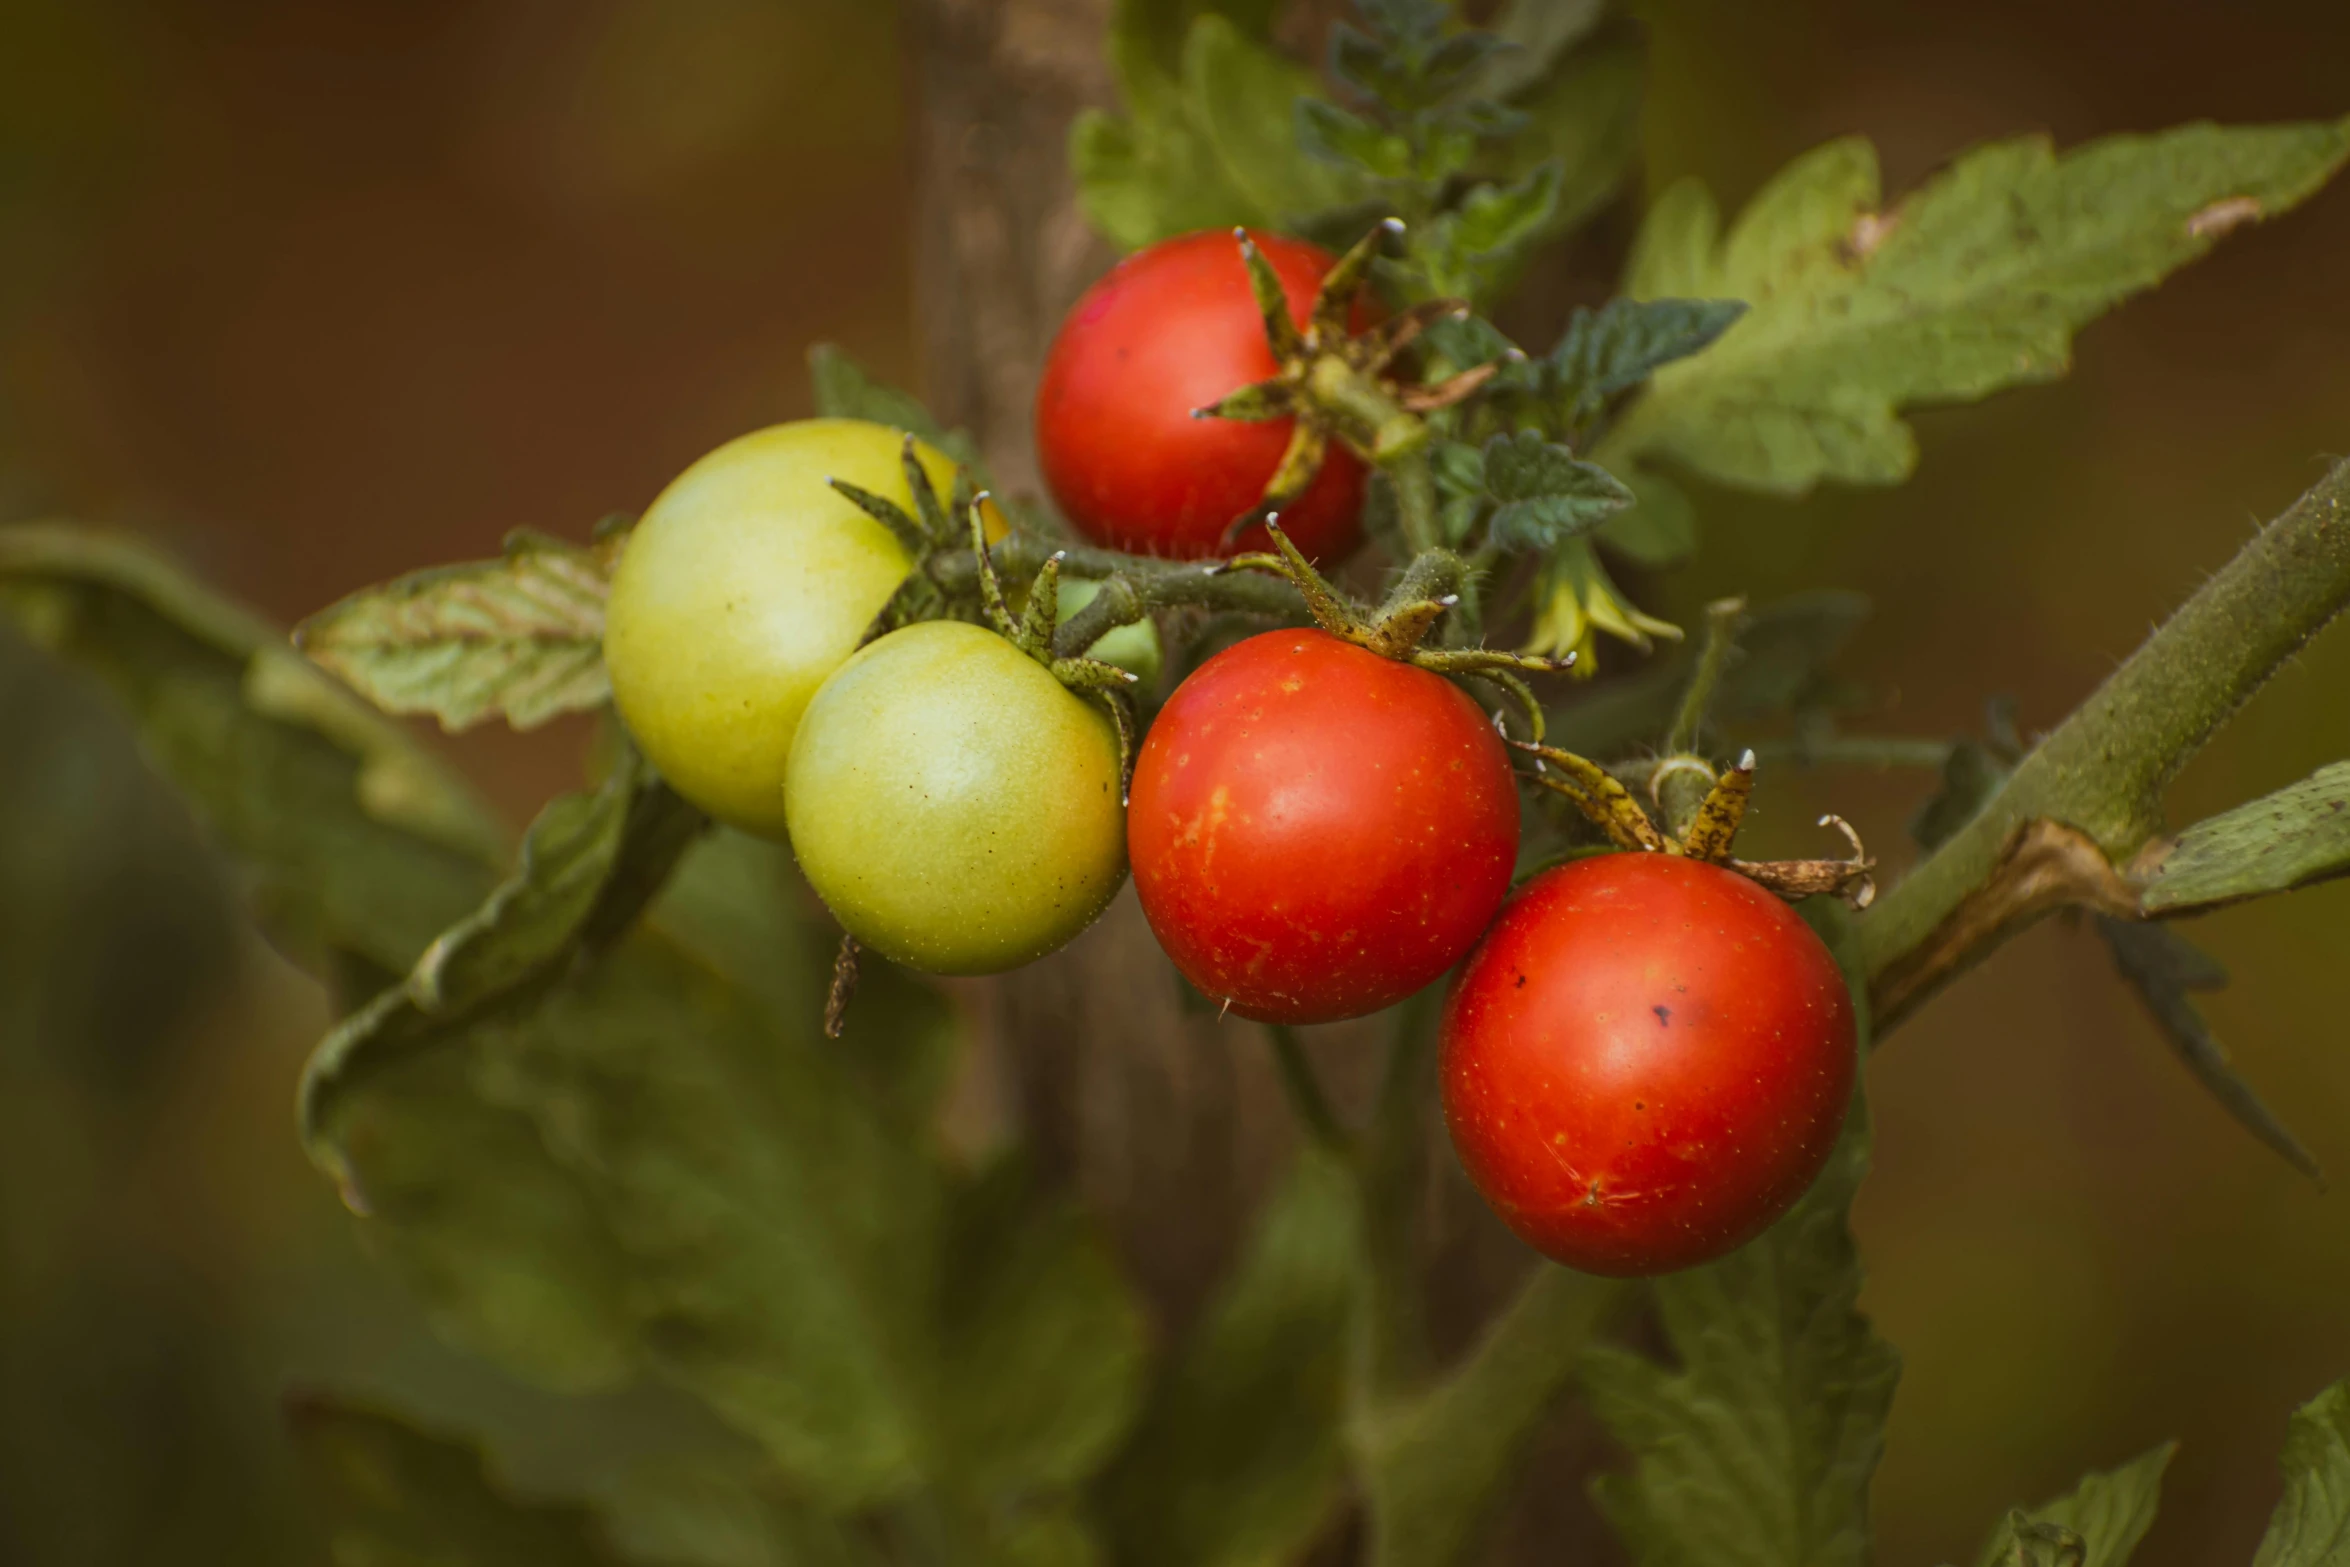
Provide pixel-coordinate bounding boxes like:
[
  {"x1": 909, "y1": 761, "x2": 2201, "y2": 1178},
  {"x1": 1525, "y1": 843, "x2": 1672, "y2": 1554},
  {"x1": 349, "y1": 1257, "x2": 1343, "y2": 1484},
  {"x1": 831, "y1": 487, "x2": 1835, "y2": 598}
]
[
  {"x1": 1857, "y1": 457, "x2": 2350, "y2": 1032},
  {"x1": 1663, "y1": 596, "x2": 1747, "y2": 757},
  {"x1": 925, "y1": 532, "x2": 1306, "y2": 659}
]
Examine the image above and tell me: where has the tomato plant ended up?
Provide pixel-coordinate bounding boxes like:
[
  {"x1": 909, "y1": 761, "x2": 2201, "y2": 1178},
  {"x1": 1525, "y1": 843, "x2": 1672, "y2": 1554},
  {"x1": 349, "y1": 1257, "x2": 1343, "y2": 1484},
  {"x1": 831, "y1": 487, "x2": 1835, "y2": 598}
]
[
  {"x1": 786, "y1": 618, "x2": 1127, "y2": 976},
  {"x1": 1440, "y1": 852, "x2": 1857, "y2": 1277},
  {"x1": 1035, "y1": 228, "x2": 1368, "y2": 561},
  {"x1": 602, "y1": 418, "x2": 967, "y2": 839},
  {"x1": 1127, "y1": 627, "x2": 1519, "y2": 1024}
]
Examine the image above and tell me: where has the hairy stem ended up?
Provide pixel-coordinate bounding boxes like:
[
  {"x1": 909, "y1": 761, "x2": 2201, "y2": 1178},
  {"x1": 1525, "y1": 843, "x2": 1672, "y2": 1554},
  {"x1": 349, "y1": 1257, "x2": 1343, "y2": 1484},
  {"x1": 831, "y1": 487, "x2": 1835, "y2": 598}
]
[
  {"x1": 1663, "y1": 596, "x2": 1747, "y2": 757},
  {"x1": 1857, "y1": 457, "x2": 2350, "y2": 1028},
  {"x1": 926, "y1": 532, "x2": 1306, "y2": 658},
  {"x1": 1361, "y1": 986, "x2": 1444, "y2": 1399},
  {"x1": 1754, "y1": 734, "x2": 1956, "y2": 771},
  {"x1": 1390, "y1": 450, "x2": 1443, "y2": 557}
]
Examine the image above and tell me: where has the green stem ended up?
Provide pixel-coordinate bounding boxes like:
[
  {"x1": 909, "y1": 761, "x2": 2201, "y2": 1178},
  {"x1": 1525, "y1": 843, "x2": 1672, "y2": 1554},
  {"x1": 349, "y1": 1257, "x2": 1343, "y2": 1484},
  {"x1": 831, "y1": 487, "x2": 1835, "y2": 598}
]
[
  {"x1": 1390, "y1": 449, "x2": 1443, "y2": 557},
  {"x1": 1265, "y1": 1023, "x2": 1349, "y2": 1156},
  {"x1": 1663, "y1": 596, "x2": 1747, "y2": 757},
  {"x1": 1857, "y1": 456, "x2": 2350, "y2": 1024},
  {"x1": 926, "y1": 532, "x2": 1305, "y2": 659},
  {"x1": 1359, "y1": 986, "x2": 1443, "y2": 1399}
]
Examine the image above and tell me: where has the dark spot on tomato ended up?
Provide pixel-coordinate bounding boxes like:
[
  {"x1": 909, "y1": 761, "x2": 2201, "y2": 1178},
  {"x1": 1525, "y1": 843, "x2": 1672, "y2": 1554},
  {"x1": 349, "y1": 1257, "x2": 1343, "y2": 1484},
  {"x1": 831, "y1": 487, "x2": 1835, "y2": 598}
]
[
  {"x1": 1515, "y1": 973, "x2": 1528, "y2": 988},
  {"x1": 1652, "y1": 1005, "x2": 1671, "y2": 1026}
]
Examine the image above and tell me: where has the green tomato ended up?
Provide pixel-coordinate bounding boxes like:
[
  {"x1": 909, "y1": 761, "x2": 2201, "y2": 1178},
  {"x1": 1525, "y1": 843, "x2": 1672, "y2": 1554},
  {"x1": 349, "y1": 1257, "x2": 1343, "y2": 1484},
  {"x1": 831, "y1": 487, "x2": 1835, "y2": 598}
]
[
  {"x1": 786, "y1": 620, "x2": 1127, "y2": 975},
  {"x1": 1058, "y1": 577, "x2": 1163, "y2": 690},
  {"x1": 602, "y1": 419, "x2": 963, "y2": 838}
]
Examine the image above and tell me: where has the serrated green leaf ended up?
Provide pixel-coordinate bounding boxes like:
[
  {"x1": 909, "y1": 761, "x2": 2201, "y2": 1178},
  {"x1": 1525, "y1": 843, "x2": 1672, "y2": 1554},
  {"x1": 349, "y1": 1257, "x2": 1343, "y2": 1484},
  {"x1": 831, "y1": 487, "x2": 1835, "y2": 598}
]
[
  {"x1": 295, "y1": 529, "x2": 615, "y2": 733},
  {"x1": 1362, "y1": 1266, "x2": 1619, "y2": 1567},
  {"x1": 2254, "y1": 1381, "x2": 2350, "y2": 1567},
  {"x1": 1581, "y1": 1092, "x2": 1897, "y2": 1567},
  {"x1": 2097, "y1": 917, "x2": 2321, "y2": 1183},
  {"x1": 1423, "y1": 162, "x2": 1562, "y2": 301},
  {"x1": 1298, "y1": 98, "x2": 1416, "y2": 180},
  {"x1": 1096, "y1": 1149, "x2": 1360, "y2": 1567},
  {"x1": 1555, "y1": 297, "x2": 1749, "y2": 414},
  {"x1": 2135, "y1": 762, "x2": 2350, "y2": 914},
  {"x1": 287, "y1": 1398, "x2": 619, "y2": 1565},
  {"x1": 1482, "y1": 430, "x2": 1635, "y2": 549},
  {"x1": 1973, "y1": 1443, "x2": 2175, "y2": 1567},
  {"x1": 0, "y1": 522, "x2": 502, "y2": 976},
  {"x1": 1596, "y1": 465, "x2": 1700, "y2": 569},
  {"x1": 1606, "y1": 119, "x2": 2350, "y2": 493}
]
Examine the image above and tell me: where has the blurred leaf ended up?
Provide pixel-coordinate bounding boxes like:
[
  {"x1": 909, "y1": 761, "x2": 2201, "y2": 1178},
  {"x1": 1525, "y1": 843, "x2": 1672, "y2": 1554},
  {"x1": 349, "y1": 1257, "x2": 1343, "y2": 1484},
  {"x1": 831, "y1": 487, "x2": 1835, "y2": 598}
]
[
  {"x1": 1972, "y1": 1443, "x2": 2175, "y2": 1567},
  {"x1": 1075, "y1": 1, "x2": 1352, "y2": 251},
  {"x1": 1185, "y1": 16, "x2": 1362, "y2": 226},
  {"x1": 1606, "y1": 119, "x2": 2350, "y2": 493},
  {"x1": 806, "y1": 344, "x2": 982, "y2": 472},
  {"x1": 1482, "y1": 430, "x2": 1634, "y2": 550},
  {"x1": 1547, "y1": 590, "x2": 1871, "y2": 758},
  {"x1": 2097, "y1": 918, "x2": 2321, "y2": 1184},
  {"x1": 294, "y1": 529, "x2": 615, "y2": 733},
  {"x1": 608, "y1": 1455, "x2": 878, "y2": 1567},
  {"x1": 937, "y1": 1158, "x2": 1149, "y2": 1495},
  {"x1": 1096, "y1": 1149, "x2": 1360, "y2": 1567},
  {"x1": 1596, "y1": 465, "x2": 1698, "y2": 569},
  {"x1": 297, "y1": 735, "x2": 706, "y2": 1142},
  {"x1": 1361, "y1": 1266, "x2": 1619, "y2": 1567},
  {"x1": 287, "y1": 1398, "x2": 619, "y2": 1565},
  {"x1": 325, "y1": 1047, "x2": 641, "y2": 1392},
  {"x1": 0, "y1": 522, "x2": 502, "y2": 975},
  {"x1": 2134, "y1": 762, "x2": 2350, "y2": 914},
  {"x1": 1298, "y1": 98, "x2": 1415, "y2": 181},
  {"x1": 1911, "y1": 739, "x2": 2011, "y2": 852},
  {"x1": 1475, "y1": 0, "x2": 1608, "y2": 102},
  {"x1": 1477, "y1": 19, "x2": 1644, "y2": 246},
  {"x1": 2253, "y1": 1380, "x2": 2350, "y2": 1567},
  {"x1": 1581, "y1": 1093, "x2": 1898, "y2": 1567}
]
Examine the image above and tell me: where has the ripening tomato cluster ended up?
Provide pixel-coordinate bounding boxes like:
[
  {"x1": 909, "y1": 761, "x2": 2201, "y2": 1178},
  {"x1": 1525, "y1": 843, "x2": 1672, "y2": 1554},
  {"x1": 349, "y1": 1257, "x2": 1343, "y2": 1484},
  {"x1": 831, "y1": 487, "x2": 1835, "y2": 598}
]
[{"x1": 600, "y1": 228, "x2": 1857, "y2": 1277}]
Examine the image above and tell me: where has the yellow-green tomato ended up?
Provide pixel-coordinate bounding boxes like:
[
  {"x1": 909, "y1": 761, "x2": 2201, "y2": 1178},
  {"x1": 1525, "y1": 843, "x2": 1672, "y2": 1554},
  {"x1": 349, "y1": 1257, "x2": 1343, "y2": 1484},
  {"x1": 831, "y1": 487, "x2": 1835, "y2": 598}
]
[
  {"x1": 786, "y1": 620, "x2": 1127, "y2": 975},
  {"x1": 605, "y1": 419, "x2": 971, "y2": 836}
]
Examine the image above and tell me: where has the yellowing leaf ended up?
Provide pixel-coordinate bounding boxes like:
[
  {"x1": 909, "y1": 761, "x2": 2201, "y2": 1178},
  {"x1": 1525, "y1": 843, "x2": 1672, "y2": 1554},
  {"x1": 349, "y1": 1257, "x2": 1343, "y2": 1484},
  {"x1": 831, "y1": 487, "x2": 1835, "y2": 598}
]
[{"x1": 1603, "y1": 119, "x2": 2350, "y2": 493}]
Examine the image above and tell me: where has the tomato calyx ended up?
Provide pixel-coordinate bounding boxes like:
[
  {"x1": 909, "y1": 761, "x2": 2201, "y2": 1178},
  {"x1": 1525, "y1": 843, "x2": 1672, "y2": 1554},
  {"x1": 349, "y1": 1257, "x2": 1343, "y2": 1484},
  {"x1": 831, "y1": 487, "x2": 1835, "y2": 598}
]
[
  {"x1": 961, "y1": 486, "x2": 1144, "y2": 799},
  {"x1": 827, "y1": 432, "x2": 992, "y2": 643},
  {"x1": 1216, "y1": 513, "x2": 1572, "y2": 740},
  {"x1": 1195, "y1": 221, "x2": 1508, "y2": 543},
  {"x1": 1505, "y1": 734, "x2": 1879, "y2": 906}
]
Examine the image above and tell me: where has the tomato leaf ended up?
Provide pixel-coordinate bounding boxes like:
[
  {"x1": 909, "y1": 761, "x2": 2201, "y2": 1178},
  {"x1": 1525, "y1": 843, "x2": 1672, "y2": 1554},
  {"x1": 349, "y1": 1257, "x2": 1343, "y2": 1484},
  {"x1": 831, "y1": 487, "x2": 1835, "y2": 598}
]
[
  {"x1": 294, "y1": 528, "x2": 618, "y2": 733},
  {"x1": 807, "y1": 343, "x2": 984, "y2": 473},
  {"x1": 1359, "y1": 1266, "x2": 1619, "y2": 1567},
  {"x1": 2097, "y1": 917, "x2": 2322, "y2": 1184},
  {"x1": 1602, "y1": 119, "x2": 2350, "y2": 494},
  {"x1": 1580, "y1": 1092, "x2": 1899, "y2": 1567},
  {"x1": 1421, "y1": 162, "x2": 1562, "y2": 302},
  {"x1": 1554, "y1": 297, "x2": 1748, "y2": 425},
  {"x1": 287, "y1": 1398, "x2": 620, "y2": 1565},
  {"x1": 606, "y1": 1456, "x2": 881, "y2": 1567},
  {"x1": 1971, "y1": 1443, "x2": 2176, "y2": 1567},
  {"x1": 0, "y1": 521, "x2": 503, "y2": 977},
  {"x1": 2253, "y1": 1380, "x2": 2350, "y2": 1567},
  {"x1": 2134, "y1": 761, "x2": 2350, "y2": 914},
  {"x1": 1482, "y1": 430, "x2": 1635, "y2": 550},
  {"x1": 1095, "y1": 1149, "x2": 1360, "y2": 1567},
  {"x1": 1473, "y1": 18, "x2": 1644, "y2": 249}
]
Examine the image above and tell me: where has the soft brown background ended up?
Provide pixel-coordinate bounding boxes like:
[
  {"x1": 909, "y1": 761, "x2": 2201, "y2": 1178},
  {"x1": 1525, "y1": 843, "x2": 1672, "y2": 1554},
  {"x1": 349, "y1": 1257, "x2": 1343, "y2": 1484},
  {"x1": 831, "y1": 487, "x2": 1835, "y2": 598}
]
[{"x1": 1, "y1": 0, "x2": 2346, "y2": 1562}]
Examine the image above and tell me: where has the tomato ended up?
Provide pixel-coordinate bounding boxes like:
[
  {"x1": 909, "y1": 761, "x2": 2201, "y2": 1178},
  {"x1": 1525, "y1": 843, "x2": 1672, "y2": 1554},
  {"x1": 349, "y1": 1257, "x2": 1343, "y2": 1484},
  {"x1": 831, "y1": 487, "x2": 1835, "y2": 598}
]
[
  {"x1": 1439, "y1": 853, "x2": 1857, "y2": 1277},
  {"x1": 603, "y1": 419, "x2": 969, "y2": 839},
  {"x1": 785, "y1": 620, "x2": 1127, "y2": 975},
  {"x1": 1036, "y1": 229, "x2": 1367, "y2": 562},
  {"x1": 1127, "y1": 628, "x2": 1519, "y2": 1023}
]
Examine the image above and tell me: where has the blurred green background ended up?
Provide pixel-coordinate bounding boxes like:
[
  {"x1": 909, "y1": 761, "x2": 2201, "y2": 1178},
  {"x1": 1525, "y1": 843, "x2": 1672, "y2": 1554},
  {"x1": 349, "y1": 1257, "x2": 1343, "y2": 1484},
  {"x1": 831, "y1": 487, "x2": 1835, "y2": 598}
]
[{"x1": 0, "y1": 0, "x2": 2344, "y2": 1562}]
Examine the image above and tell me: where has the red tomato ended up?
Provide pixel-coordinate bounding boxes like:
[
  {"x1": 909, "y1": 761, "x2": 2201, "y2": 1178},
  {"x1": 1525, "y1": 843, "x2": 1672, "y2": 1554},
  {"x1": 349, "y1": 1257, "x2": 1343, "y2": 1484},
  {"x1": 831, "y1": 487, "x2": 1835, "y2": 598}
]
[
  {"x1": 1036, "y1": 229, "x2": 1367, "y2": 561},
  {"x1": 1440, "y1": 853, "x2": 1856, "y2": 1277},
  {"x1": 1128, "y1": 629, "x2": 1519, "y2": 1023}
]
